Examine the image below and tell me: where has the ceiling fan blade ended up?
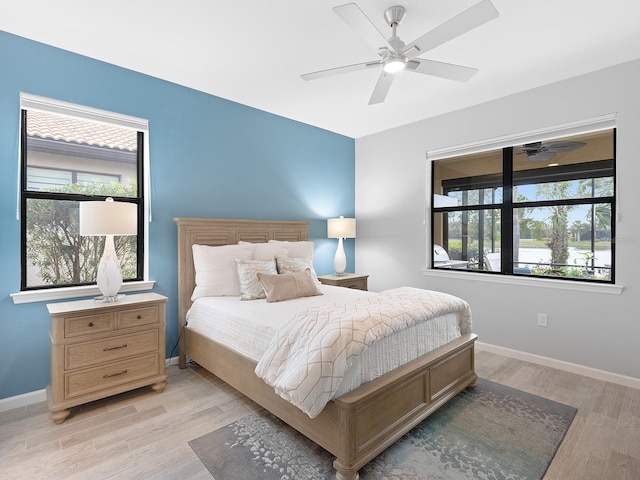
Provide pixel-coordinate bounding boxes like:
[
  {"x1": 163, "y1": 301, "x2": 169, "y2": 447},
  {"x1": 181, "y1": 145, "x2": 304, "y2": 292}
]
[
  {"x1": 539, "y1": 141, "x2": 586, "y2": 153},
  {"x1": 333, "y1": 3, "x2": 392, "y2": 53},
  {"x1": 368, "y1": 71, "x2": 394, "y2": 105},
  {"x1": 301, "y1": 60, "x2": 380, "y2": 81},
  {"x1": 403, "y1": 0, "x2": 499, "y2": 59},
  {"x1": 528, "y1": 152, "x2": 555, "y2": 162},
  {"x1": 407, "y1": 59, "x2": 478, "y2": 82}
]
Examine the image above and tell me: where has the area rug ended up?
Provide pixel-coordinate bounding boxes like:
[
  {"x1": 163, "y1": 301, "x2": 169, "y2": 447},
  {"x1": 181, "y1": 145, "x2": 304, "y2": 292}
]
[{"x1": 189, "y1": 379, "x2": 576, "y2": 480}]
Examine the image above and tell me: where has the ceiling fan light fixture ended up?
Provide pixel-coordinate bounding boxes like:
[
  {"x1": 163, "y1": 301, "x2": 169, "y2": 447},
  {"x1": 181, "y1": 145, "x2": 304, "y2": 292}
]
[
  {"x1": 304, "y1": 1, "x2": 500, "y2": 103},
  {"x1": 383, "y1": 56, "x2": 407, "y2": 73}
]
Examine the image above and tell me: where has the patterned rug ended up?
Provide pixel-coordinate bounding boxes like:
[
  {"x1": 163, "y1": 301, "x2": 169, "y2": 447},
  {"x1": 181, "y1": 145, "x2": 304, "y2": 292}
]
[{"x1": 189, "y1": 379, "x2": 576, "y2": 479}]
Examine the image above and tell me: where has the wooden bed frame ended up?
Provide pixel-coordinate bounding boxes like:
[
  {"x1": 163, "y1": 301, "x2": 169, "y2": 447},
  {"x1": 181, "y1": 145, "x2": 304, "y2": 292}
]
[{"x1": 175, "y1": 217, "x2": 478, "y2": 480}]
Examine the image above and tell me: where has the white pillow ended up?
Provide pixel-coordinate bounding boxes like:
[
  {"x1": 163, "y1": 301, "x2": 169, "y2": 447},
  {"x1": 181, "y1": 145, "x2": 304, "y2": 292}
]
[
  {"x1": 191, "y1": 243, "x2": 255, "y2": 300},
  {"x1": 267, "y1": 240, "x2": 314, "y2": 260},
  {"x1": 235, "y1": 257, "x2": 277, "y2": 300},
  {"x1": 238, "y1": 241, "x2": 289, "y2": 261}
]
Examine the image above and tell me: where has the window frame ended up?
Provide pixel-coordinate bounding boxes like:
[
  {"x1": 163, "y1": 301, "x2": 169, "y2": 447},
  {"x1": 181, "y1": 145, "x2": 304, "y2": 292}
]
[
  {"x1": 11, "y1": 93, "x2": 153, "y2": 304},
  {"x1": 427, "y1": 115, "x2": 618, "y2": 288}
]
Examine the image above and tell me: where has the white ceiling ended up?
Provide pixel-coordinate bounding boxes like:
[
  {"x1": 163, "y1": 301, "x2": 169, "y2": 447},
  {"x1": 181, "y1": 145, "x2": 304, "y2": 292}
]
[{"x1": 2, "y1": 0, "x2": 639, "y2": 138}]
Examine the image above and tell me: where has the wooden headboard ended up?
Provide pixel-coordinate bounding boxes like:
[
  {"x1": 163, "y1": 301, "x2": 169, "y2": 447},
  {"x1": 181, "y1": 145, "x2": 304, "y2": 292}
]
[{"x1": 173, "y1": 217, "x2": 310, "y2": 366}]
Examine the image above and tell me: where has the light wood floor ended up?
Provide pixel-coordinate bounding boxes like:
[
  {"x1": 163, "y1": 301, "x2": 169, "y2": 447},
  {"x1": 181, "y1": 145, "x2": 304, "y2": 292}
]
[{"x1": 1, "y1": 351, "x2": 638, "y2": 479}]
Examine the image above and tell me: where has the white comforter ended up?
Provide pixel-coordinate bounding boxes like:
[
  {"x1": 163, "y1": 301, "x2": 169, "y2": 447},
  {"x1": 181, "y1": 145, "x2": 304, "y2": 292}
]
[{"x1": 255, "y1": 287, "x2": 472, "y2": 418}]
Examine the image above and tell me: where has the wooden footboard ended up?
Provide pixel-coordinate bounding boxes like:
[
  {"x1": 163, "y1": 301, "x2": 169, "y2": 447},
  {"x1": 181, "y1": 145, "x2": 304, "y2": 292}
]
[
  {"x1": 186, "y1": 327, "x2": 477, "y2": 480},
  {"x1": 331, "y1": 332, "x2": 477, "y2": 479}
]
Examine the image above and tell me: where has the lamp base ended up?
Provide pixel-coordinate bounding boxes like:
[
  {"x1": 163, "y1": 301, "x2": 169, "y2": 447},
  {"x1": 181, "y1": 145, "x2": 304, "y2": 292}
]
[
  {"x1": 96, "y1": 234, "x2": 124, "y2": 300},
  {"x1": 93, "y1": 293, "x2": 126, "y2": 303},
  {"x1": 333, "y1": 237, "x2": 347, "y2": 275}
]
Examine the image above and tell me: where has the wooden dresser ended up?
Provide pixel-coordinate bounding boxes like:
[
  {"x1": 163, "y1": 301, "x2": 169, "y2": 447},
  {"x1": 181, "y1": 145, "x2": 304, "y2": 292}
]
[{"x1": 47, "y1": 292, "x2": 168, "y2": 424}]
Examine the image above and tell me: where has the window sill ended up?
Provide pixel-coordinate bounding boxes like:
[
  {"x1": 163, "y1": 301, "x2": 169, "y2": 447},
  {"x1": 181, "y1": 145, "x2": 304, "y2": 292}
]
[
  {"x1": 422, "y1": 269, "x2": 623, "y2": 295},
  {"x1": 10, "y1": 281, "x2": 156, "y2": 304}
]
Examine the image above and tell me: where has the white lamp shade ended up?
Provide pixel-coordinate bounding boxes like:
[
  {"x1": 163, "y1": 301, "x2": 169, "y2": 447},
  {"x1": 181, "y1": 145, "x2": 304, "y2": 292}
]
[
  {"x1": 79, "y1": 198, "x2": 137, "y2": 236},
  {"x1": 327, "y1": 216, "x2": 356, "y2": 239}
]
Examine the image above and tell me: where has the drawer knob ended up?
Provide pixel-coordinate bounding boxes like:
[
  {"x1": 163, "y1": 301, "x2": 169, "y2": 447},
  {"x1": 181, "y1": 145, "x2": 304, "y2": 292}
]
[
  {"x1": 137, "y1": 315, "x2": 142, "y2": 320},
  {"x1": 88, "y1": 322, "x2": 94, "y2": 327},
  {"x1": 103, "y1": 344, "x2": 128, "y2": 352},
  {"x1": 103, "y1": 370, "x2": 128, "y2": 379}
]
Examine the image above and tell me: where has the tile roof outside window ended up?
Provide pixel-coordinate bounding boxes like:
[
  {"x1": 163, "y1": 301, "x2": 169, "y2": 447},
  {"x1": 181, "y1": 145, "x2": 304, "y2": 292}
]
[{"x1": 27, "y1": 110, "x2": 137, "y2": 152}]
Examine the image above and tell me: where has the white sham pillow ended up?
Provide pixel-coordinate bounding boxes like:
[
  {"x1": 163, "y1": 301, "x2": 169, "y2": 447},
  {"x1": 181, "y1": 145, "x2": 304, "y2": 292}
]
[
  {"x1": 236, "y1": 257, "x2": 277, "y2": 300},
  {"x1": 238, "y1": 241, "x2": 289, "y2": 261},
  {"x1": 191, "y1": 243, "x2": 255, "y2": 300},
  {"x1": 267, "y1": 240, "x2": 314, "y2": 260}
]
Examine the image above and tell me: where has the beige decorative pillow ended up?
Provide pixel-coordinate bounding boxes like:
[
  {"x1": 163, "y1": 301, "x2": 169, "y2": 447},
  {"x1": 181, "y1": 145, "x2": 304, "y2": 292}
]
[
  {"x1": 275, "y1": 256, "x2": 321, "y2": 286},
  {"x1": 236, "y1": 258, "x2": 277, "y2": 300},
  {"x1": 257, "y1": 269, "x2": 323, "y2": 303}
]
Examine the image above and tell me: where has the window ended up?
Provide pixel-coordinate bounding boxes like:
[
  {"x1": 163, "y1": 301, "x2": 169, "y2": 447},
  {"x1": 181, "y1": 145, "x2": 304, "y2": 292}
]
[
  {"x1": 19, "y1": 94, "x2": 148, "y2": 291},
  {"x1": 431, "y1": 126, "x2": 615, "y2": 284}
]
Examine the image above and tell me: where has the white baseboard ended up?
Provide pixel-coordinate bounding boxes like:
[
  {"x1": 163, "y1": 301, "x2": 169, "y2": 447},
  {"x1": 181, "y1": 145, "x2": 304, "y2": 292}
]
[
  {"x1": 476, "y1": 342, "x2": 640, "y2": 390},
  {"x1": 0, "y1": 389, "x2": 47, "y2": 413}
]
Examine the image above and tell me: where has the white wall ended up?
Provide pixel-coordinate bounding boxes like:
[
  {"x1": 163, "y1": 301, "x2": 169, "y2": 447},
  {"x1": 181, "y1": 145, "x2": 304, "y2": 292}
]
[{"x1": 355, "y1": 59, "x2": 640, "y2": 379}]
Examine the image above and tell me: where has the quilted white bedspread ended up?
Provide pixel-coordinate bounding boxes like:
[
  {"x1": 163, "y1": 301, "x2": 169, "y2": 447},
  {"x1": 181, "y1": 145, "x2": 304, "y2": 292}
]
[{"x1": 255, "y1": 287, "x2": 472, "y2": 418}]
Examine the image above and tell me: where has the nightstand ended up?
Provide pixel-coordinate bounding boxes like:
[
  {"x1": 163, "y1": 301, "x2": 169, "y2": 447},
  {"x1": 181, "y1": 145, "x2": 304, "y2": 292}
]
[
  {"x1": 318, "y1": 273, "x2": 368, "y2": 291},
  {"x1": 46, "y1": 292, "x2": 168, "y2": 424}
]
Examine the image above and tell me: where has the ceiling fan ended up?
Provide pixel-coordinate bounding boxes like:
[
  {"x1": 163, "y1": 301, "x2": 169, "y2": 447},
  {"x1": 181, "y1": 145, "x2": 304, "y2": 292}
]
[
  {"x1": 518, "y1": 141, "x2": 586, "y2": 161},
  {"x1": 301, "y1": 0, "x2": 499, "y2": 105}
]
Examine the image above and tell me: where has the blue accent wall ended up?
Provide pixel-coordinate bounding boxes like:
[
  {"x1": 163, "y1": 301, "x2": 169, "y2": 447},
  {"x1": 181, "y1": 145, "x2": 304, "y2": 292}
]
[{"x1": 0, "y1": 31, "x2": 355, "y2": 400}]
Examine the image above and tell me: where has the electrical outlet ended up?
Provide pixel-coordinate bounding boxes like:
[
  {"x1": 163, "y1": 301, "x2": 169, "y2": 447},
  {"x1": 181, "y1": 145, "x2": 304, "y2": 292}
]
[{"x1": 537, "y1": 313, "x2": 548, "y2": 327}]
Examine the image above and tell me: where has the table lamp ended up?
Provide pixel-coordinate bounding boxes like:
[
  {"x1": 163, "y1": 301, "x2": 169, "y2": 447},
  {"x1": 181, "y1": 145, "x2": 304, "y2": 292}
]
[
  {"x1": 79, "y1": 197, "x2": 137, "y2": 301},
  {"x1": 327, "y1": 216, "x2": 356, "y2": 275}
]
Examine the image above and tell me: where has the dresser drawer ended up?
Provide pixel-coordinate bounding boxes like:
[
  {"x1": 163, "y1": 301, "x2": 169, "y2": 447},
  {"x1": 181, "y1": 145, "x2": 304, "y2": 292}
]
[
  {"x1": 339, "y1": 278, "x2": 367, "y2": 290},
  {"x1": 65, "y1": 353, "x2": 161, "y2": 399},
  {"x1": 65, "y1": 330, "x2": 159, "y2": 370},
  {"x1": 118, "y1": 306, "x2": 160, "y2": 329},
  {"x1": 65, "y1": 313, "x2": 116, "y2": 339}
]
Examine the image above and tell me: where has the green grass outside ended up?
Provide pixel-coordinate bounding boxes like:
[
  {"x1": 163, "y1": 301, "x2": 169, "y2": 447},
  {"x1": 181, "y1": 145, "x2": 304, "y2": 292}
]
[
  {"x1": 448, "y1": 239, "x2": 611, "y2": 251},
  {"x1": 518, "y1": 239, "x2": 611, "y2": 250}
]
